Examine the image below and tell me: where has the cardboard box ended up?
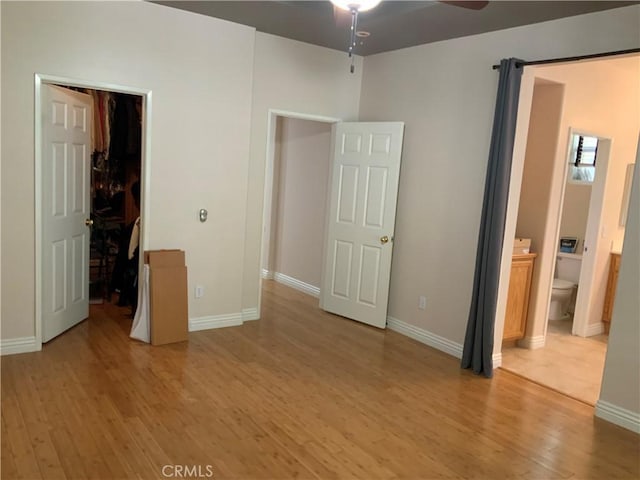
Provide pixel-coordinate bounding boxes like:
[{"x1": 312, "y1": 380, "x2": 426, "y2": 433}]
[
  {"x1": 145, "y1": 249, "x2": 185, "y2": 268},
  {"x1": 145, "y1": 250, "x2": 188, "y2": 346},
  {"x1": 513, "y1": 238, "x2": 531, "y2": 255}
]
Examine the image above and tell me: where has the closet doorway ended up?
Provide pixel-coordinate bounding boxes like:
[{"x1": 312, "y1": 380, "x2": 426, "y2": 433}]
[
  {"x1": 259, "y1": 110, "x2": 339, "y2": 310},
  {"x1": 261, "y1": 114, "x2": 334, "y2": 295},
  {"x1": 35, "y1": 74, "x2": 151, "y2": 345}
]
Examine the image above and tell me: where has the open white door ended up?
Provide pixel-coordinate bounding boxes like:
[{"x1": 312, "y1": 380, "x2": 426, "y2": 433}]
[
  {"x1": 42, "y1": 85, "x2": 92, "y2": 342},
  {"x1": 320, "y1": 122, "x2": 404, "y2": 328}
]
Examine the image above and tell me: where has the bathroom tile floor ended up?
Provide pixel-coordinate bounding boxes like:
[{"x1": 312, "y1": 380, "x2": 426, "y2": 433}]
[{"x1": 501, "y1": 318, "x2": 608, "y2": 405}]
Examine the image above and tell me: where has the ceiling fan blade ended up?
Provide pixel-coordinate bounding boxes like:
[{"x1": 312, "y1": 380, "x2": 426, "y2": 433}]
[
  {"x1": 440, "y1": 1, "x2": 489, "y2": 10},
  {"x1": 333, "y1": 4, "x2": 353, "y2": 28}
]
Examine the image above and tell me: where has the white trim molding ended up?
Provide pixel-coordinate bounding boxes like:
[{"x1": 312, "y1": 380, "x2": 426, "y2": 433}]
[
  {"x1": 518, "y1": 335, "x2": 546, "y2": 349},
  {"x1": 261, "y1": 269, "x2": 274, "y2": 280},
  {"x1": 189, "y1": 308, "x2": 260, "y2": 332},
  {"x1": 386, "y1": 316, "x2": 463, "y2": 359},
  {"x1": 189, "y1": 313, "x2": 243, "y2": 332},
  {"x1": 0, "y1": 336, "x2": 41, "y2": 356},
  {"x1": 492, "y1": 352, "x2": 503, "y2": 368},
  {"x1": 595, "y1": 400, "x2": 640, "y2": 434},
  {"x1": 273, "y1": 272, "x2": 320, "y2": 298},
  {"x1": 585, "y1": 322, "x2": 605, "y2": 337},
  {"x1": 242, "y1": 308, "x2": 259, "y2": 321}
]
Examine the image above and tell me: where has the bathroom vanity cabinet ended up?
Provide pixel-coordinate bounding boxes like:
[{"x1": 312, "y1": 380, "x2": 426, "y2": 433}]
[
  {"x1": 602, "y1": 252, "x2": 621, "y2": 334},
  {"x1": 503, "y1": 253, "x2": 537, "y2": 342}
]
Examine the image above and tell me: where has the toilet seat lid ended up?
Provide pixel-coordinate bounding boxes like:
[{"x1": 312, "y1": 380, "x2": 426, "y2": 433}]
[{"x1": 553, "y1": 279, "x2": 574, "y2": 289}]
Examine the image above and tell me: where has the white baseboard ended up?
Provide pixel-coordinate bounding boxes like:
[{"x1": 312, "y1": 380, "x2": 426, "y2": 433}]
[
  {"x1": 386, "y1": 316, "x2": 463, "y2": 359},
  {"x1": 273, "y1": 272, "x2": 320, "y2": 298},
  {"x1": 595, "y1": 400, "x2": 640, "y2": 434},
  {"x1": 0, "y1": 336, "x2": 41, "y2": 356},
  {"x1": 261, "y1": 269, "x2": 274, "y2": 280},
  {"x1": 189, "y1": 313, "x2": 243, "y2": 332},
  {"x1": 242, "y1": 307, "x2": 259, "y2": 321},
  {"x1": 585, "y1": 322, "x2": 605, "y2": 337},
  {"x1": 492, "y1": 352, "x2": 503, "y2": 368},
  {"x1": 518, "y1": 335, "x2": 545, "y2": 349}
]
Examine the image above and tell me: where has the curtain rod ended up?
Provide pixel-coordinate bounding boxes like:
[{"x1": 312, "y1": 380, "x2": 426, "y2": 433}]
[{"x1": 492, "y1": 48, "x2": 640, "y2": 70}]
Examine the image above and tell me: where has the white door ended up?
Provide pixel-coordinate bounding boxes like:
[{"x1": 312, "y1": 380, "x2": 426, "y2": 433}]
[
  {"x1": 320, "y1": 122, "x2": 404, "y2": 328},
  {"x1": 42, "y1": 84, "x2": 92, "y2": 342}
]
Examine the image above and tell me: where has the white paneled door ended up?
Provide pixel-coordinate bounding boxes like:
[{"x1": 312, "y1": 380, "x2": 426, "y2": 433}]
[
  {"x1": 42, "y1": 85, "x2": 92, "y2": 342},
  {"x1": 320, "y1": 122, "x2": 404, "y2": 328}
]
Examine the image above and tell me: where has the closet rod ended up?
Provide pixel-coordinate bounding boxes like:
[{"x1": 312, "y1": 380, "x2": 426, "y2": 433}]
[{"x1": 492, "y1": 47, "x2": 640, "y2": 70}]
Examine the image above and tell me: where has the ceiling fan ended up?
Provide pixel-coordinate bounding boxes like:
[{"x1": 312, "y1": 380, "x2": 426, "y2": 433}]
[{"x1": 331, "y1": 0, "x2": 489, "y2": 72}]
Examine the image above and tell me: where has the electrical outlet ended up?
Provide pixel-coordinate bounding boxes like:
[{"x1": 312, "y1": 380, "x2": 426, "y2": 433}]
[
  {"x1": 418, "y1": 295, "x2": 426, "y2": 310},
  {"x1": 195, "y1": 285, "x2": 204, "y2": 298}
]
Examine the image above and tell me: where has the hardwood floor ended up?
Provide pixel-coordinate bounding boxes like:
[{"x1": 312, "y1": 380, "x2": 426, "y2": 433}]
[{"x1": 2, "y1": 281, "x2": 638, "y2": 479}]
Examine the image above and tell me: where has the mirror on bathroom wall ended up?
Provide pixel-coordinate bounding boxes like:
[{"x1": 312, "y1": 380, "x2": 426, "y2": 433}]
[
  {"x1": 567, "y1": 133, "x2": 598, "y2": 184},
  {"x1": 619, "y1": 163, "x2": 635, "y2": 227}
]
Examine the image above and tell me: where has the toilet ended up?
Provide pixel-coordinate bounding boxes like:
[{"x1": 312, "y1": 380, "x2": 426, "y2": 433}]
[
  {"x1": 549, "y1": 279, "x2": 575, "y2": 320},
  {"x1": 549, "y1": 253, "x2": 582, "y2": 321}
]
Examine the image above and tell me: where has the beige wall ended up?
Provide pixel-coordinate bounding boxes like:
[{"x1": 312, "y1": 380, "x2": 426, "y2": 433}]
[
  {"x1": 559, "y1": 183, "x2": 592, "y2": 251},
  {"x1": 271, "y1": 118, "x2": 331, "y2": 288},
  {"x1": 516, "y1": 82, "x2": 565, "y2": 255},
  {"x1": 242, "y1": 32, "x2": 362, "y2": 311},
  {"x1": 515, "y1": 82, "x2": 565, "y2": 344},
  {"x1": 534, "y1": 57, "x2": 639, "y2": 251},
  {"x1": 1, "y1": 1, "x2": 255, "y2": 339},
  {"x1": 265, "y1": 118, "x2": 285, "y2": 274},
  {"x1": 597, "y1": 141, "x2": 640, "y2": 425},
  {"x1": 358, "y1": 6, "x2": 640, "y2": 345}
]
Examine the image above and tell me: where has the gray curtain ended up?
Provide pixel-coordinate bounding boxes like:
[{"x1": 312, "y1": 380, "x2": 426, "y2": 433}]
[{"x1": 462, "y1": 58, "x2": 524, "y2": 378}]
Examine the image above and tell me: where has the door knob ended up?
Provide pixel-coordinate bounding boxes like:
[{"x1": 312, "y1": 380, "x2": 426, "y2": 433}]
[
  {"x1": 380, "y1": 235, "x2": 389, "y2": 244},
  {"x1": 85, "y1": 218, "x2": 93, "y2": 227}
]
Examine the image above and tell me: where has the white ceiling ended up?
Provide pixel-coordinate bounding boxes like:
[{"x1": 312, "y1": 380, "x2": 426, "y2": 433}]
[{"x1": 153, "y1": 1, "x2": 637, "y2": 56}]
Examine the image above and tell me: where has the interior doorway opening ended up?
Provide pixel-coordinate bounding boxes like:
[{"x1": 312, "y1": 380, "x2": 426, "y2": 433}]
[
  {"x1": 35, "y1": 74, "x2": 152, "y2": 347},
  {"x1": 260, "y1": 111, "x2": 338, "y2": 307},
  {"x1": 258, "y1": 112, "x2": 406, "y2": 330},
  {"x1": 76, "y1": 87, "x2": 143, "y2": 310}
]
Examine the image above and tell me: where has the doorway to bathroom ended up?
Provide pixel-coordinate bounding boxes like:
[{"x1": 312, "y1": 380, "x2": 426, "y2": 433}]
[
  {"x1": 503, "y1": 126, "x2": 614, "y2": 405},
  {"x1": 496, "y1": 54, "x2": 639, "y2": 405}
]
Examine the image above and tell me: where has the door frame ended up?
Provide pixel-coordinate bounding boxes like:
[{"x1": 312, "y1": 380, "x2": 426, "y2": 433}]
[
  {"x1": 34, "y1": 73, "x2": 152, "y2": 348},
  {"x1": 257, "y1": 109, "x2": 341, "y2": 316},
  {"x1": 561, "y1": 129, "x2": 612, "y2": 337}
]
